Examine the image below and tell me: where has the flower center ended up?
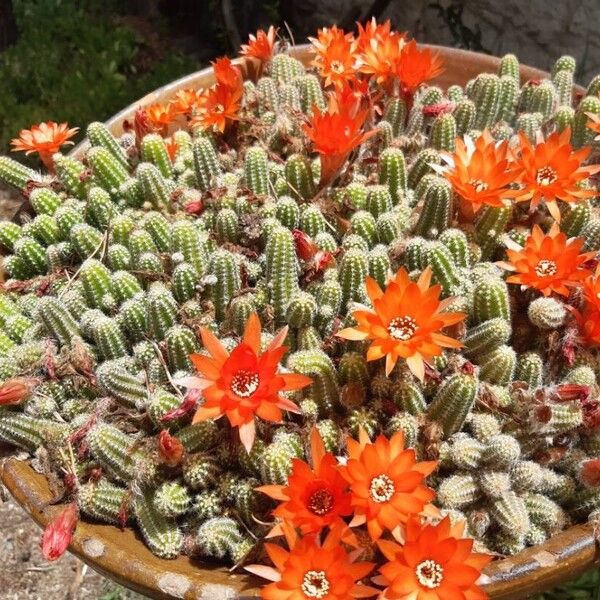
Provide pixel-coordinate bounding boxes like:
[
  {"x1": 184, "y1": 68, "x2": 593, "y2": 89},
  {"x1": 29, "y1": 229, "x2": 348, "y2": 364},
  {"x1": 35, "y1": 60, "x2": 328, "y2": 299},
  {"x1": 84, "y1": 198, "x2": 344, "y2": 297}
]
[
  {"x1": 213, "y1": 103, "x2": 225, "y2": 114},
  {"x1": 369, "y1": 474, "x2": 395, "y2": 503},
  {"x1": 535, "y1": 259, "x2": 558, "y2": 278},
  {"x1": 307, "y1": 488, "x2": 334, "y2": 516},
  {"x1": 302, "y1": 570, "x2": 330, "y2": 598},
  {"x1": 330, "y1": 60, "x2": 345, "y2": 74},
  {"x1": 230, "y1": 370, "x2": 260, "y2": 398},
  {"x1": 468, "y1": 178, "x2": 489, "y2": 193},
  {"x1": 415, "y1": 559, "x2": 444, "y2": 589},
  {"x1": 536, "y1": 166, "x2": 558, "y2": 186},
  {"x1": 388, "y1": 316, "x2": 417, "y2": 341}
]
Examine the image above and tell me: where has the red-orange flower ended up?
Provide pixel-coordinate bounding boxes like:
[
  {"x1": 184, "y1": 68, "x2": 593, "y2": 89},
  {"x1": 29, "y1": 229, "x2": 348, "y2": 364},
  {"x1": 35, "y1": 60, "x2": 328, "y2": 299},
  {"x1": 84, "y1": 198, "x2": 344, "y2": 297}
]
[
  {"x1": 164, "y1": 136, "x2": 180, "y2": 161},
  {"x1": 337, "y1": 267, "x2": 465, "y2": 380},
  {"x1": 170, "y1": 88, "x2": 202, "y2": 116},
  {"x1": 193, "y1": 83, "x2": 242, "y2": 133},
  {"x1": 513, "y1": 128, "x2": 600, "y2": 222},
  {"x1": 375, "y1": 517, "x2": 492, "y2": 600},
  {"x1": 258, "y1": 428, "x2": 352, "y2": 535},
  {"x1": 500, "y1": 223, "x2": 593, "y2": 297},
  {"x1": 145, "y1": 103, "x2": 177, "y2": 134},
  {"x1": 341, "y1": 429, "x2": 437, "y2": 541},
  {"x1": 303, "y1": 93, "x2": 375, "y2": 186},
  {"x1": 240, "y1": 26, "x2": 277, "y2": 62},
  {"x1": 246, "y1": 523, "x2": 378, "y2": 600},
  {"x1": 395, "y1": 40, "x2": 444, "y2": 94},
  {"x1": 570, "y1": 266, "x2": 600, "y2": 346},
  {"x1": 439, "y1": 131, "x2": 521, "y2": 215},
  {"x1": 309, "y1": 26, "x2": 359, "y2": 89},
  {"x1": 181, "y1": 313, "x2": 311, "y2": 451},
  {"x1": 41, "y1": 503, "x2": 79, "y2": 561},
  {"x1": 158, "y1": 429, "x2": 185, "y2": 467},
  {"x1": 11, "y1": 122, "x2": 79, "y2": 170},
  {"x1": 213, "y1": 56, "x2": 244, "y2": 93}
]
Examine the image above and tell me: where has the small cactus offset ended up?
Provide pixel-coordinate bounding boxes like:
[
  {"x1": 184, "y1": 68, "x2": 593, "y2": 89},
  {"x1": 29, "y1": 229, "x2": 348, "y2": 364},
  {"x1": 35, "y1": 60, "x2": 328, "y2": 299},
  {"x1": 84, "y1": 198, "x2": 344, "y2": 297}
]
[{"x1": 4, "y1": 25, "x2": 600, "y2": 575}]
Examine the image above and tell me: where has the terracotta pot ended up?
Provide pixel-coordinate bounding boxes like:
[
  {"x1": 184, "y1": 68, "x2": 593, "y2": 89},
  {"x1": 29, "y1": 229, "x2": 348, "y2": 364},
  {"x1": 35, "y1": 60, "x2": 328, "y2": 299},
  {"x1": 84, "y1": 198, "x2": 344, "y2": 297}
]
[{"x1": 2, "y1": 44, "x2": 598, "y2": 599}]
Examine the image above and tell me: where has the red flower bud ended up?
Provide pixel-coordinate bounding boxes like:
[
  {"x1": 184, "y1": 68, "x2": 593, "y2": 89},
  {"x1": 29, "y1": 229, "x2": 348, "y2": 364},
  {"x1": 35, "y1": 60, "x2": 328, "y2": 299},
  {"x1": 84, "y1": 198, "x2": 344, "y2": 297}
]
[
  {"x1": 293, "y1": 229, "x2": 317, "y2": 261},
  {"x1": 422, "y1": 101, "x2": 456, "y2": 116},
  {"x1": 314, "y1": 250, "x2": 335, "y2": 271},
  {"x1": 41, "y1": 504, "x2": 78, "y2": 561},
  {"x1": 554, "y1": 384, "x2": 591, "y2": 402},
  {"x1": 185, "y1": 200, "x2": 204, "y2": 215},
  {"x1": 158, "y1": 430, "x2": 185, "y2": 467},
  {"x1": 0, "y1": 378, "x2": 35, "y2": 406},
  {"x1": 133, "y1": 107, "x2": 154, "y2": 143},
  {"x1": 160, "y1": 390, "x2": 199, "y2": 422},
  {"x1": 581, "y1": 459, "x2": 600, "y2": 487}
]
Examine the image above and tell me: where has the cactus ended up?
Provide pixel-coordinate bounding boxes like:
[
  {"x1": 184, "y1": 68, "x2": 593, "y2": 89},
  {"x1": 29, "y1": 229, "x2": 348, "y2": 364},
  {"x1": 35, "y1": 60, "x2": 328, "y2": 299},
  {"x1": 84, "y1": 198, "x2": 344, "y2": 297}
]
[
  {"x1": 193, "y1": 136, "x2": 222, "y2": 192},
  {"x1": 479, "y1": 345, "x2": 516, "y2": 385},
  {"x1": 472, "y1": 277, "x2": 510, "y2": 323},
  {"x1": 527, "y1": 297, "x2": 566, "y2": 330},
  {"x1": 87, "y1": 423, "x2": 139, "y2": 482},
  {"x1": 464, "y1": 318, "x2": 511, "y2": 358},
  {"x1": 154, "y1": 482, "x2": 192, "y2": 518},
  {"x1": 285, "y1": 153, "x2": 316, "y2": 200},
  {"x1": 414, "y1": 177, "x2": 452, "y2": 239},
  {"x1": 491, "y1": 492, "x2": 530, "y2": 537},
  {"x1": 438, "y1": 473, "x2": 480, "y2": 509},
  {"x1": 134, "y1": 490, "x2": 183, "y2": 559},
  {"x1": 244, "y1": 146, "x2": 269, "y2": 195},
  {"x1": 378, "y1": 147, "x2": 407, "y2": 203},
  {"x1": 97, "y1": 360, "x2": 147, "y2": 408},
  {"x1": 427, "y1": 372, "x2": 478, "y2": 437},
  {"x1": 515, "y1": 352, "x2": 544, "y2": 389},
  {"x1": 287, "y1": 349, "x2": 339, "y2": 414},
  {"x1": 266, "y1": 226, "x2": 299, "y2": 324},
  {"x1": 37, "y1": 296, "x2": 81, "y2": 344},
  {"x1": 468, "y1": 73, "x2": 500, "y2": 129},
  {"x1": 87, "y1": 121, "x2": 129, "y2": 170},
  {"x1": 339, "y1": 248, "x2": 368, "y2": 306},
  {"x1": 429, "y1": 113, "x2": 457, "y2": 151},
  {"x1": 87, "y1": 146, "x2": 129, "y2": 194},
  {"x1": 196, "y1": 517, "x2": 252, "y2": 563},
  {"x1": 165, "y1": 325, "x2": 199, "y2": 371},
  {"x1": 78, "y1": 480, "x2": 128, "y2": 525},
  {"x1": 572, "y1": 95, "x2": 600, "y2": 149},
  {"x1": 0, "y1": 156, "x2": 40, "y2": 190},
  {"x1": 140, "y1": 133, "x2": 173, "y2": 179}
]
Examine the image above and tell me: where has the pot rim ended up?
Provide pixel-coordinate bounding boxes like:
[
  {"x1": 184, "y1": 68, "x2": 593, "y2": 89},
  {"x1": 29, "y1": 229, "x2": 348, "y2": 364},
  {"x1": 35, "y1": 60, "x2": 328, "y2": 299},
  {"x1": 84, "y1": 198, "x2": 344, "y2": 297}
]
[{"x1": 3, "y1": 43, "x2": 598, "y2": 600}]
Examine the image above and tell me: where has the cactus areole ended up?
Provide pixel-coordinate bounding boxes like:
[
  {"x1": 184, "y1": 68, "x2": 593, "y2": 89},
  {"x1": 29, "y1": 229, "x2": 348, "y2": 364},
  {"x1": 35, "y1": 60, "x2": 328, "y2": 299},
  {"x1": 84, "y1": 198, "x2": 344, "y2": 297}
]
[{"x1": 2, "y1": 20, "x2": 600, "y2": 600}]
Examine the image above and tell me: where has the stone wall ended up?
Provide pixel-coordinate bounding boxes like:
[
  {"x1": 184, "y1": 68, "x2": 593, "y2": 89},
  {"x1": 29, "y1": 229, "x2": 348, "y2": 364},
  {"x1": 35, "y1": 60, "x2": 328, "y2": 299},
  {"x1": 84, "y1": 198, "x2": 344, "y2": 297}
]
[{"x1": 282, "y1": 0, "x2": 600, "y2": 85}]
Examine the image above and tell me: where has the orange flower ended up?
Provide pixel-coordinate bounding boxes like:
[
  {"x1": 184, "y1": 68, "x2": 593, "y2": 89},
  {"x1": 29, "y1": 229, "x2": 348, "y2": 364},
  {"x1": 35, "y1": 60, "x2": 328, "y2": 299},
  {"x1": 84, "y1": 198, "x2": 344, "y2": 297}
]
[
  {"x1": 356, "y1": 17, "x2": 394, "y2": 52},
  {"x1": 213, "y1": 56, "x2": 244, "y2": 93},
  {"x1": 164, "y1": 136, "x2": 179, "y2": 161},
  {"x1": 11, "y1": 121, "x2": 79, "y2": 170},
  {"x1": 375, "y1": 517, "x2": 492, "y2": 600},
  {"x1": 240, "y1": 26, "x2": 277, "y2": 62},
  {"x1": 258, "y1": 428, "x2": 352, "y2": 535},
  {"x1": 587, "y1": 112, "x2": 600, "y2": 138},
  {"x1": 500, "y1": 223, "x2": 593, "y2": 297},
  {"x1": 337, "y1": 267, "x2": 465, "y2": 380},
  {"x1": 439, "y1": 131, "x2": 521, "y2": 215},
  {"x1": 341, "y1": 429, "x2": 437, "y2": 541},
  {"x1": 395, "y1": 40, "x2": 444, "y2": 94},
  {"x1": 170, "y1": 88, "x2": 202, "y2": 116},
  {"x1": 359, "y1": 30, "x2": 405, "y2": 89},
  {"x1": 180, "y1": 313, "x2": 311, "y2": 451},
  {"x1": 246, "y1": 523, "x2": 378, "y2": 600},
  {"x1": 513, "y1": 128, "x2": 600, "y2": 222},
  {"x1": 192, "y1": 83, "x2": 242, "y2": 133},
  {"x1": 303, "y1": 93, "x2": 375, "y2": 186},
  {"x1": 309, "y1": 26, "x2": 359, "y2": 89},
  {"x1": 145, "y1": 103, "x2": 177, "y2": 134},
  {"x1": 581, "y1": 264, "x2": 600, "y2": 311}
]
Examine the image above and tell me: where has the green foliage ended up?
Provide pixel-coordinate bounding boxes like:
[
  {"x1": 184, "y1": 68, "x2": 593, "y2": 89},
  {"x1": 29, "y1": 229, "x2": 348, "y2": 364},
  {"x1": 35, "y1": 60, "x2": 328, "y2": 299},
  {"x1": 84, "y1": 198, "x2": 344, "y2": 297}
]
[{"x1": 0, "y1": 0, "x2": 198, "y2": 152}]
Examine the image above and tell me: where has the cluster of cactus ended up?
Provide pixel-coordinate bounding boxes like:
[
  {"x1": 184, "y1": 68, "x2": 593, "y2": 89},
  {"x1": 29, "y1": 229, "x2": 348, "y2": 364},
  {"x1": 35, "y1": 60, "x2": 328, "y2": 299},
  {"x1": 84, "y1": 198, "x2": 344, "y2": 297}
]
[{"x1": 2, "y1": 41, "x2": 600, "y2": 567}]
